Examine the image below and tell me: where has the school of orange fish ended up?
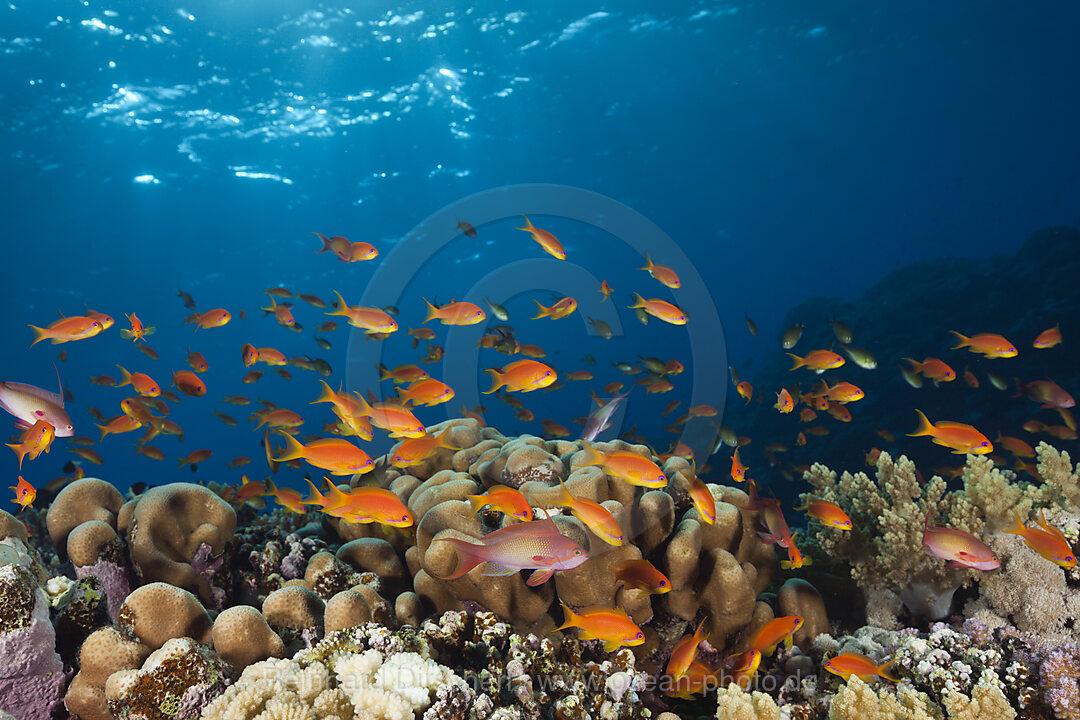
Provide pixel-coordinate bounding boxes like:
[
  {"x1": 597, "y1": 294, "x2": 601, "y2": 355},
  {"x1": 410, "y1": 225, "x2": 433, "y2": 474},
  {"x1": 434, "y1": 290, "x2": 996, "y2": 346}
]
[{"x1": 2, "y1": 217, "x2": 1076, "y2": 694}]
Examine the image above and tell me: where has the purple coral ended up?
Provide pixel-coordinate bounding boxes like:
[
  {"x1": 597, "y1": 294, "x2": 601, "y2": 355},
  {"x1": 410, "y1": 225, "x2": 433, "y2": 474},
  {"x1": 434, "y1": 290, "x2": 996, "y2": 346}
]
[
  {"x1": 1040, "y1": 644, "x2": 1080, "y2": 720},
  {"x1": 0, "y1": 566, "x2": 65, "y2": 720}
]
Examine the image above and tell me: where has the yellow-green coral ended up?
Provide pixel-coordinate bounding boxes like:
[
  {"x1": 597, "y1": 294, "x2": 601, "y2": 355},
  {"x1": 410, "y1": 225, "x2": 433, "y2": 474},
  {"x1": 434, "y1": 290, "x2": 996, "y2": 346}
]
[
  {"x1": 802, "y1": 452, "x2": 967, "y2": 592},
  {"x1": 804, "y1": 446, "x2": 1080, "y2": 597},
  {"x1": 827, "y1": 675, "x2": 942, "y2": 720}
]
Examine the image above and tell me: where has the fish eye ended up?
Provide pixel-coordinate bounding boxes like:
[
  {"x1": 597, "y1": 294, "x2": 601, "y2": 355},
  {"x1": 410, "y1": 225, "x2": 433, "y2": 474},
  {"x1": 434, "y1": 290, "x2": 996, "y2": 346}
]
[
  {"x1": 659, "y1": 580, "x2": 667, "y2": 586},
  {"x1": 574, "y1": 549, "x2": 582, "y2": 555},
  {"x1": 635, "y1": 632, "x2": 643, "y2": 639}
]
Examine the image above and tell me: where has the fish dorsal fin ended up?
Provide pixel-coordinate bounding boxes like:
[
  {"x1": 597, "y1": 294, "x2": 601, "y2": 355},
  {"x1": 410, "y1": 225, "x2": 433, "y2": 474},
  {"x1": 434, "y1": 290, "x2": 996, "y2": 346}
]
[
  {"x1": 1, "y1": 381, "x2": 63, "y2": 409},
  {"x1": 581, "y1": 604, "x2": 629, "y2": 618}
]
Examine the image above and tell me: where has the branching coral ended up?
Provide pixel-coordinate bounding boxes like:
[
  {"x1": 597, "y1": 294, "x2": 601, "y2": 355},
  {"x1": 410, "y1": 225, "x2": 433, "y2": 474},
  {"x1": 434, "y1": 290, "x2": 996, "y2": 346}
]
[{"x1": 803, "y1": 445, "x2": 1080, "y2": 623}]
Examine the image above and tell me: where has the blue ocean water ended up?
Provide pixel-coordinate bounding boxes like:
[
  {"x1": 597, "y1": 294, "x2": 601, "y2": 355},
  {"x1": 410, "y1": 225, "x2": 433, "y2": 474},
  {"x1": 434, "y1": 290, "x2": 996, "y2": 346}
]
[{"x1": 2, "y1": 1, "x2": 1078, "y2": 494}]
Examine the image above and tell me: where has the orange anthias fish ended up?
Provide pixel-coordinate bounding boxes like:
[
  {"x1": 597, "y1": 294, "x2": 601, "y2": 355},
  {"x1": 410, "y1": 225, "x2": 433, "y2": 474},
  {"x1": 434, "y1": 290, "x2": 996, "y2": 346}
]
[
  {"x1": 378, "y1": 363, "x2": 429, "y2": 384},
  {"x1": 723, "y1": 378, "x2": 749, "y2": 404},
  {"x1": 1002, "y1": 509, "x2": 1076, "y2": 568},
  {"x1": 115, "y1": 365, "x2": 160, "y2": 397},
  {"x1": 730, "y1": 448, "x2": 747, "y2": 483},
  {"x1": 124, "y1": 313, "x2": 158, "y2": 342},
  {"x1": 254, "y1": 347, "x2": 288, "y2": 366},
  {"x1": 997, "y1": 434, "x2": 1035, "y2": 458},
  {"x1": 787, "y1": 350, "x2": 844, "y2": 373},
  {"x1": 551, "y1": 478, "x2": 624, "y2": 546},
  {"x1": 265, "y1": 478, "x2": 305, "y2": 513},
  {"x1": 824, "y1": 653, "x2": 899, "y2": 682},
  {"x1": 903, "y1": 357, "x2": 956, "y2": 383},
  {"x1": 774, "y1": 388, "x2": 794, "y2": 413},
  {"x1": 780, "y1": 532, "x2": 811, "y2": 570},
  {"x1": 466, "y1": 484, "x2": 533, "y2": 521},
  {"x1": 390, "y1": 428, "x2": 457, "y2": 468},
  {"x1": 423, "y1": 299, "x2": 486, "y2": 326},
  {"x1": 794, "y1": 499, "x2": 851, "y2": 530},
  {"x1": 517, "y1": 216, "x2": 566, "y2": 260},
  {"x1": 628, "y1": 293, "x2": 687, "y2": 325},
  {"x1": 640, "y1": 252, "x2": 681, "y2": 289},
  {"x1": 172, "y1": 371, "x2": 206, "y2": 397},
  {"x1": 6, "y1": 418, "x2": 55, "y2": 469},
  {"x1": 178, "y1": 449, "x2": 212, "y2": 469},
  {"x1": 599, "y1": 280, "x2": 613, "y2": 302},
  {"x1": 96, "y1": 414, "x2": 141, "y2": 441},
  {"x1": 29, "y1": 315, "x2": 104, "y2": 346},
  {"x1": 189, "y1": 308, "x2": 231, "y2": 330},
  {"x1": 577, "y1": 443, "x2": 667, "y2": 488},
  {"x1": 922, "y1": 513, "x2": 1000, "y2": 570},
  {"x1": 9, "y1": 476, "x2": 36, "y2": 509},
  {"x1": 1014, "y1": 379, "x2": 1075, "y2": 409},
  {"x1": 434, "y1": 516, "x2": 588, "y2": 586},
  {"x1": 908, "y1": 409, "x2": 992, "y2": 454},
  {"x1": 688, "y1": 471, "x2": 716, "y2": 525},
  {"x1": 557, "y1": 603, "x2": 644, "y2": 652},
  {"x1": 304, "y1": 480, "x2": 413, "y2": 527},
  {"x1": 666, "y1": 619, "x2": 708, "y2": 681},
  {"x1": 253, "y1": 408, "x2": 304, "y2": 431},
  {"x1": 484, "y1": 360, "x2": 557, "y2": 393},
  {"x1": 261, "y1": 297, "x2": 296, "y2": 327},
  {"x1": 533, "y1": 296, "x2": 577, "y2": 320},
  {"x1": 950, "y1": 330, "x2": 1018, "y2": 358},
  {"x1": 822, "y1": 381, "x2": 864, "y2": 404},
  {"x1": 352, "y1": 394, "x2": 425, "y2": 438},
  {"x1": 748, "y1": 616, "x2": 804, "y2": 655},
  {"x1": 610, "y1": 558, "x2": 670, "y2": 595},
  {"x1": 274, "y1": 433, "x2": 374, "y2": 476},
  {"x1": 328, "y1": 291, "x2": 398, "y2": 334},
  {"x1": 1033, "y1": 324, "x2": 1062, "y2": 349},
  {"x1": 186, "y1": 348, "x2": 209, "y2": 372}
]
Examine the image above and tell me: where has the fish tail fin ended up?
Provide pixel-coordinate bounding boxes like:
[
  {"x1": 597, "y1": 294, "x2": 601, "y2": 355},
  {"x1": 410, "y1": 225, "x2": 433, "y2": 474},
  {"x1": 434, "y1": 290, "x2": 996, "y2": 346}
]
[
  {"x1": 352, "y1": 391, "x2": 375, "y2": 417},
  {"x1": 466, "y1": 494, "x2": 487, "y2": 516},
  {"x1": 377, "y1": 363, "x2": 391, "y2": 381},
  {"x1": 515, "y1": 215, "x2": 535, "y2": 232},
  {"x1": 907, "y1": 409, "x2": 935, "y2": 437},
  {"x1": 577, "y1": 442, "x2": 605, "y2": 468},
  {"x1": 949, "y1": 330, "x2": 970, "y2": 350},
  {"x1": 423, "y1": 298, "x2": 439, "y2": 324},
  {"x1": 482, "y1": 368, "x2": 503, "y2": 395},
  {"x1": 555, "y1": 602, "x2": 581, "y2": 631},
  {"x1": 95, "y1": 423, "x2": 110, "y2": 442},
  {"x1": 325, "y1": 290, "x2": 349, "y2": 316},
  {"x1": 322, "y1": 480, "x2": 351, "y2": 511},
  {"x1": 554, "y1": 477, "x2": 575, "y2": 508},
  {"x1": 1001, "y1": 508, "x2": 1026, "y2": 536},
  {"x1": 434, "y1": 537, "x2": 487, "y2": 579},
  {"x1": 628, "y1": 292, "x2": 645, "y2": 309},
  {"x1": 27, "y1": 325, "x2": 50, "y2": 347},
  {"x1": 312, "y1": 231, "x2": 332, "y2": 252},
  {"x1": 786, "y1": 353, "x2": 806, "y2": 370},
  {"x1": 532, "y1": 299, "x2": 551, "y2": 320},
  {"x1": 877, "y1": 659, "x2": 900, "y2": 682},
  {"x1": 901, "y1": 357, "x2": 921, "y2": 372},
  {"x1": 115, "y1": 365, "x2": 133, "y2": 388},
  {"x1": 302, "y1": 477, "x2": 327, "y2": 506},
  {"x1": 5, "y1": 444, "x2": 26, "y2": 470},
  {"x1": 638, "y1": 251, "x2": 653, "y2": 271},
  {"x1": 274, "y1": 432, "x2": 305, "y2": 462},
  {"x1": 312, "y1": 380, "x2": 338, "y2": 406}
]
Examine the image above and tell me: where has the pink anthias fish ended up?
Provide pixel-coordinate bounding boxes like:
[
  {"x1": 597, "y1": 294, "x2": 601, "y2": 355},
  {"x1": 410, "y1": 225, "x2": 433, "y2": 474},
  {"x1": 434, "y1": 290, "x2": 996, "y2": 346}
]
[
  {"x1": 922, "y1": 513, "x2": 1000, "y2": 570},
  {"x1": 581, "y1": 389, "x2": 630, "y2": 442},
  {"x1": 1014, "y1": 379, "x2": 1075, "y2": 409},
  {"x1": 434, "y1": 517, "x2": 589, "y2": 587},
  {"x1": 0, "y1": 374, "x2": 74, "y2": 437},
  {"x1": 748, "y1": 482, "x2": 793, "y2": 548}
]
